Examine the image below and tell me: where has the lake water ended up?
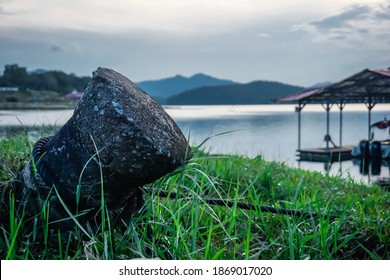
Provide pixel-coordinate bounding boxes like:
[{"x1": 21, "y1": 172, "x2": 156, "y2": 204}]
[{"x1": 1, "y1": 104, "x2": 389, "y2": 184}]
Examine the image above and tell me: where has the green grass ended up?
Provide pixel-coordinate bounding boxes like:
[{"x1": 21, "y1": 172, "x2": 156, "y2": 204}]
[{"x1": 0, "y1": 134, "x2": 389, "y2": 260}]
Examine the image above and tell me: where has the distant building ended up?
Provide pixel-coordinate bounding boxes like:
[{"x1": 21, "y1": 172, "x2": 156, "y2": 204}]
[
  {"x1": 65, "y1": 90, "x2": 83, "y2": 99},
  {"x1": 0, "y1": 87, "x2": 19, "y2": 92},
  {"x1": 33, "y1": 91, "x2": 41, "y2": 102}
]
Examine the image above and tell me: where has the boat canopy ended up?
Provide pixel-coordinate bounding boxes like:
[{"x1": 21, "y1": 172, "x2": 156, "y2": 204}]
[{"x1": 371, "y1": 119, "x2": 390, "y2": 129}]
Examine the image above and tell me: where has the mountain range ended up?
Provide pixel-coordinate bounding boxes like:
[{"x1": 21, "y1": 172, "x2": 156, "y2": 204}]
[
  {"x1": 3, "y1": 64, "x2": 324, "y2": 105},
  {"x1": 137, "y1": 73, "x2": 237, "y2": 100},
  {"x1": 166, "y1": 81, "x2": 305, "y2": 105},
  {"x1": 137, "y1": 73, "x2": 306, "y2": 105}
]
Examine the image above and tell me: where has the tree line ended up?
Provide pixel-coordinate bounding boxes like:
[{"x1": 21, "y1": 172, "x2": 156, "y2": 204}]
[{"x1": 0, "y1": 64, "x2": 91, "y2": 94}]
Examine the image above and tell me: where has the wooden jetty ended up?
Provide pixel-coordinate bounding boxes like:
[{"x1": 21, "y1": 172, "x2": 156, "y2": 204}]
[
  {"x1": 375, "y1": 177, "x2": 390, "y2": 188},
  {"x1": 297, "y1": 146, "x2": 354, "y2": 162},
  {"x1": 276, "y1": 68, "x2": 390, "y2": 165}
]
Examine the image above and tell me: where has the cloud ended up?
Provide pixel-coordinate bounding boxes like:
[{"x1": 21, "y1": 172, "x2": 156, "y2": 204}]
[
  {"x1": 1, "y1": 1, "x2": 390, "y2": 87},
  {"x1": 49, "y1": 44, "x2": 63, "y2": 52},
  {"x1": 357, "y1": 28, "x2": 369, "y2": 34},
  {"x1": 0, "y1": 4, "x2": 8, "y2": 14},
  {"x1": 0, "y1": 0, "x2": 286, "y2": 35},
  {"x1": 0, "y1": 5, "x2": 21, "y2": 16},
  {"x1": 293, "y1": 1, "x2": 390, "y2": 47},
  {"x1": 329, "y1": 34, "x2": 348, "y2": 40},
  {"x1": 256, "y1": 32, "x2": 271, "y2": 38},
  {"x1": 310, "y1": 5, "x2": 372, "y2": 30},
  {"x1": 375, "y1": 1, "x2": 390, "y2": 20}
]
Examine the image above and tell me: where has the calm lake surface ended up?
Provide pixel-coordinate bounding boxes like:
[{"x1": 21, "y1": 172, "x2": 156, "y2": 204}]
[{"x1": 1, "y1": 104, "x2": 389, "y2": 184}]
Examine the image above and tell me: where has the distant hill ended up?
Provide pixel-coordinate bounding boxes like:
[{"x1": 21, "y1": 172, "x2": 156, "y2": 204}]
[
  {"x1": 166, "y1": 81, "x2": 305, "y2": 105},
  {"x1": 308, "y1": 81, "x2": 332, "y2": 89},
  {"x1": 137, "y1": 73, "x2": 237, "y2": 100},
  {"x1": 29, "y1": 68, "x2": 47, "y2": 75}
]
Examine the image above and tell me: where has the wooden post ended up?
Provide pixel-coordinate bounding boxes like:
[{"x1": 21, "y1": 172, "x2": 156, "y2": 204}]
[
  {"x1": 365, "y1": 99, "x2": 376, "y2": 141},
  {"x1": 297, "y1": 102, "x2": 305, "y2": 152},
  {"x1": 337, "y1": 103, "x2": 346, "y2": 147},
  {"x1": 322, "y1": 103, "x2": 333, "y2": 149}
]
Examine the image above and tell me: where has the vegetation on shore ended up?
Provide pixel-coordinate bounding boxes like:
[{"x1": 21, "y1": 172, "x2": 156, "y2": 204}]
[
  {"x1": 0, "y1": 64, "x2": 88, "y2": 109},
  {"x1": 0, "y1": 134, "x2": 389, "y2": 260},
  {"x1": 0, "y1": 64, "x2": 90, "y2": 94}
]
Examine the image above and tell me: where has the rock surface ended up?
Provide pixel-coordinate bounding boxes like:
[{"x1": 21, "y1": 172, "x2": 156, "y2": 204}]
[{"x1": 21, "y1": 67, "x2": 191, "y2": 226}]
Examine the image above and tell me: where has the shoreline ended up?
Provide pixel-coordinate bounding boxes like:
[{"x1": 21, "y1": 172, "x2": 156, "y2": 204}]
[
  {"x1": 0, "y1": 104, "x2": 76, "y2": 110},
  {"x1": 1, "y1": 102, "x2": 389, "y2": 112}
]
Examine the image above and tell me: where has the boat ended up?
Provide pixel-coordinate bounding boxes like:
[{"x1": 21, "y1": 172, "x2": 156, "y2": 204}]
[
  {"x1": 351, "y1": 139, "x2": 390, "y2": 159},
  {"x1": 351, "y1": 119, "x2": 390, "y2": 159}
]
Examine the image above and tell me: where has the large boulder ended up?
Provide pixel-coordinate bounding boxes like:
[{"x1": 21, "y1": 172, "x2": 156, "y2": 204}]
[{"x1": 20, "y1": 67, "x2": 191, "y2": 227}]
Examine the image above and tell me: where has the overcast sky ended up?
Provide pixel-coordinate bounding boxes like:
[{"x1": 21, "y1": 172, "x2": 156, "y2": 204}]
[{"x1": 0, "y1": 0, "x2": 389, "y2": 86}]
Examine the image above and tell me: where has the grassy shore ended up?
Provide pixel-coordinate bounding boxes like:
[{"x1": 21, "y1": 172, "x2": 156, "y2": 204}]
[{"x1": 0, "y1": 134, "x2": 389, "y2": 260}]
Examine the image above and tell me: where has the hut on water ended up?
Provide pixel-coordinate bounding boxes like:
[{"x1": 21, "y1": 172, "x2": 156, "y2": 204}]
[{"x1": 276, "y1": 67, "x2": 390, "y2": 162}]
